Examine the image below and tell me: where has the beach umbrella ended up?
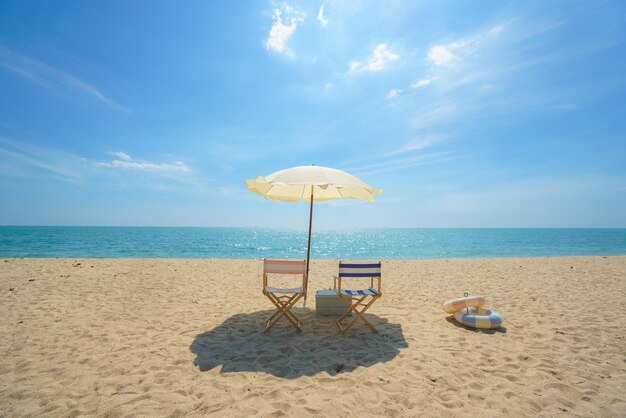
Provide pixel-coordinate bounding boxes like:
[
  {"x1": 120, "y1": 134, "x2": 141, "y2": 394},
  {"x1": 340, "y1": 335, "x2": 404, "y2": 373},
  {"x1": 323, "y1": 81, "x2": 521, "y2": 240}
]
[{"x1": 246, "y1": 165, "x2": 383, "y2": 306}]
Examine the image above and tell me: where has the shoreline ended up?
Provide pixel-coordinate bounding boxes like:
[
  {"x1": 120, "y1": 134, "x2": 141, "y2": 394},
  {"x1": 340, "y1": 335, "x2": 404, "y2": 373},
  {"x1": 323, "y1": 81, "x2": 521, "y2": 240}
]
[{"x1": 2, "y1": 256, "x2": 625, "y2": 416}]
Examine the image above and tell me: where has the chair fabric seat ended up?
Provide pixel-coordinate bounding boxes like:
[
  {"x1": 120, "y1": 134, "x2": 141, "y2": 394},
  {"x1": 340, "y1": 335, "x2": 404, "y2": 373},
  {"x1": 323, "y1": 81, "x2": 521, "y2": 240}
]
[
  {"x1": 265, "y1": 286, "x2": 303, "y2": 294},
  {"x1": 340, "y1": 288, "x2": 378, "y2": 297}
]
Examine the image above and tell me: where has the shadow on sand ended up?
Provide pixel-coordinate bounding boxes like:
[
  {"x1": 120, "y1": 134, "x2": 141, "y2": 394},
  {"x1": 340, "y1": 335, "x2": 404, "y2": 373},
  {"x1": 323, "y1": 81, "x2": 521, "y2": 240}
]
[
  {"x1": 190, "y1": 308, "x2": 407, "y2": 378},
  {"x1": 445, "y1": 316, "x2": 508, "y2": 334}
]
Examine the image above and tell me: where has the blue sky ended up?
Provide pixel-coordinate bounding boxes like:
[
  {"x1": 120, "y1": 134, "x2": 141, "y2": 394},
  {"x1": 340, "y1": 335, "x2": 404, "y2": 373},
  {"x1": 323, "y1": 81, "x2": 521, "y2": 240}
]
[{"x1": 0, "y1": 0, "x2": 625, "y2": 228}]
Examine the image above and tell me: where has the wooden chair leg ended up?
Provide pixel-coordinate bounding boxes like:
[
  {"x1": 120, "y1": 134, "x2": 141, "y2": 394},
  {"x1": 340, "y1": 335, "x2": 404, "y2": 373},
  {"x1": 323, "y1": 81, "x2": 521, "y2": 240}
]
[
  {"x1": 266, "y1": 293, "x2": 299, "y2": 324},
  {"x1": 266, "y1": 300, "x2": 297, "y2": 331},
  {"x1": 337, "y1": 295, "x2": 380, "y2": 334},
  {"x1": 336, "y1": 294, "x2": 366, "y2": 331},
  {"x1": 276, "y1": 295, "x2": 303, "y2": 330},
  {"x1": 281, "y1": 308, "x2": 302, "y2": 329},
  {"x1": 336, "y1": 294, "x2": 364, "y2": 324},
  {"x1": 349, "y1": 296, "x2": 379, "y2": 333},
  {"x1": 264, "y1": 293, "x2": 304, "y2": 332},
  {"x1": 266, "y1": 303, "x2": 296, "y2": 332},
  {"x1": 265, "y1": 294, "x2": 283, "y2": 322}
]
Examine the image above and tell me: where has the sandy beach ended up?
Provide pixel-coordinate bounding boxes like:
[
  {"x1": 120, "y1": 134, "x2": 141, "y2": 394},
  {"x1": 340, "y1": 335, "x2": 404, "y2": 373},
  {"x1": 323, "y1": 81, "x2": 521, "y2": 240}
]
[{"x1": 1, "y1": 256, "x2": 625, "y2": 417}]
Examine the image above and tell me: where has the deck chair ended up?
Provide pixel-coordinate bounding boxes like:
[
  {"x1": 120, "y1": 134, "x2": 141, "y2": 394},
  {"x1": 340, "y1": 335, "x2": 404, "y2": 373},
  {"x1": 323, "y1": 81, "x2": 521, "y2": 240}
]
[
  {"x1": 262, "y1": 259, "x2": 307, "y2": 332},
  {"x1": 334, "y1": 261, "x2": 382, "y2": 334}
]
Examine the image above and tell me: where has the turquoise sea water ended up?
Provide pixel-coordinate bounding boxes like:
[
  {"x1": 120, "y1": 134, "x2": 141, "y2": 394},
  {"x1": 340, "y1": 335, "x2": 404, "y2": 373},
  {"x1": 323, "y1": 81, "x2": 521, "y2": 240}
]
[{"x1": 0, "y1": 227, "x2": 625, "y2": 259}]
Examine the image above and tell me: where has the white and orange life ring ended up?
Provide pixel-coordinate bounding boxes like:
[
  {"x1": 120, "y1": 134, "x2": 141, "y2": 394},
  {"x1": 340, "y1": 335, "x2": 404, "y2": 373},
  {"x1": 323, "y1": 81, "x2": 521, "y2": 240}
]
[
  {"x1": 442, "y1": 295, "x2": 486, "y2": 314},
  {"x1": 443, "y1": 295, "x2": 502, "y2": 329}
]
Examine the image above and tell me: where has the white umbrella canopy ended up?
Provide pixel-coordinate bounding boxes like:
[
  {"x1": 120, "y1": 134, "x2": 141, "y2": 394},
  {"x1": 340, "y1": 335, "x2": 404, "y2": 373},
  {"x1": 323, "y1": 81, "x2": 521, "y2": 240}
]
[
  {"x1": 246, "y1": 165, "x2": 383, "y2": 203},
  {"x1": 246, "y1": 165, "x2": 383, "y2": 307}
]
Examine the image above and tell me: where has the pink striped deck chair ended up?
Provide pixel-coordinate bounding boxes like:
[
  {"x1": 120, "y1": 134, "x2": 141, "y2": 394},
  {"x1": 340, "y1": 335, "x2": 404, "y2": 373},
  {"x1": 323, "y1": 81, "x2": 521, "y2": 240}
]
[
  {"x1": 333, "y1": 261, "x2": 382, "y2": 333},
  {"x1": 262, "y1": 259, "x2": 307, "y2": 332}
]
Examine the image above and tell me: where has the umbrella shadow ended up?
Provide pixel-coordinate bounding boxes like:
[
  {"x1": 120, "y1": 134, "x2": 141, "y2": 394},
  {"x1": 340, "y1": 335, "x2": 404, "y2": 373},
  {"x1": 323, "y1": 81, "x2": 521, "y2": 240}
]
[{"x1": 190, "y1": 308, "x2": 407, "y2": 378}]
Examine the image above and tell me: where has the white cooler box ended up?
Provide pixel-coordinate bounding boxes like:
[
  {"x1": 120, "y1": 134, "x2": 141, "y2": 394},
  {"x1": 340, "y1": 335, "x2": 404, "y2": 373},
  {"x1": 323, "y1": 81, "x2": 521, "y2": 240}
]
[{"x1": 316, "y1": 290, "x2": 350, "y2": 316}]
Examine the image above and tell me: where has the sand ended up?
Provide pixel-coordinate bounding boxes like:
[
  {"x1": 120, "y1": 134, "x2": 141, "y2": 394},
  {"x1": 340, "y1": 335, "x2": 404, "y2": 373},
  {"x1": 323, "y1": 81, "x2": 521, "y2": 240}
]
[{"x1": 1, "y1": 256, "x2": 625, "y2": 417}]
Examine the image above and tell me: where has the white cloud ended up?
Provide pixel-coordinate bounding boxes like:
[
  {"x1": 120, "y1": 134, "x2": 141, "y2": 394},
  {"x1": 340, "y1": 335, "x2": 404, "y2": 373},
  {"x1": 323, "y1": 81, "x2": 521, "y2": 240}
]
[
  {"x1": 428, "y1": 25, "x2": 506, "y2": 67},
  {"x1": 263, "y1": 4, "x2": 305, "y2": 57},
  {"x1": 411, "y1": 78, "x2": 432, "y2": 89},
  {"x1": 349, "y1": 44, "x2": 399, "y2": 75},
  {"x1": 97, "y1": 153, "x2": 191, "y2": 173},
  {"x1": 0, "y1": 138, "x2": 204, "y2": 190},
  {"x1": 0, "y1": 44, "x2": 128, "y2": 112},
  {"x1": 386, "y1": 89, "x2": 403, "y2": 99},
  {"x1": 317, "y1": 5, "x2": 328, "y2": 27},
  {"x1": 428, "y1": 45, "x2": 458, "y2": 67},
  {"x1": 108, "y1": 151, "x2": 132, "y2": 161}
]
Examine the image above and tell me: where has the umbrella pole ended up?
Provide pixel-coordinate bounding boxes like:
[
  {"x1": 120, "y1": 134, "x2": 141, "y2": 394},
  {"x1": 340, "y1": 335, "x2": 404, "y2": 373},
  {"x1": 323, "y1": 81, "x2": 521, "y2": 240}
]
[{"x1": 304, "y1": 187, "x2": 314, "y2": 308}]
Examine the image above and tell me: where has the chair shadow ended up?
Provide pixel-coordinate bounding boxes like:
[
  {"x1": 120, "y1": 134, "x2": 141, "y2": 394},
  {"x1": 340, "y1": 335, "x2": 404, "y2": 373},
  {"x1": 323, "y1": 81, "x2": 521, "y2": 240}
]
[
  {"x1": 444, "y1": 316, "x2": 508, "y2": 334},
  {"x1": 190, "y1": 308, "x2": 407, "y2": 378}
]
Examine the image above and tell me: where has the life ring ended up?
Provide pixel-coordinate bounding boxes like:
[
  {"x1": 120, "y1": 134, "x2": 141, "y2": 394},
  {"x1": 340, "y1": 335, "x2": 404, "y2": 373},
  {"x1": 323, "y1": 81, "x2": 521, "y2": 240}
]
[
  {"x1": 454, "y1": 306, "x2": 502, "y2": 329},
  {"x1": 442, "y1": 295, "x2": 486, "y2": 314}
]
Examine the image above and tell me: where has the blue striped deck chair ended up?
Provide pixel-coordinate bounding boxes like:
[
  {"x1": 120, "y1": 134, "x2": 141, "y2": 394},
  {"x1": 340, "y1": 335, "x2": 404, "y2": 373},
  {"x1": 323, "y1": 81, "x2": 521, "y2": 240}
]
[
  {"x1": 262, "y1": 259, "x2": 307, "y2": 332},
  {"x1": 334, "y1": 261, "x2": 382, "y2": 333}
]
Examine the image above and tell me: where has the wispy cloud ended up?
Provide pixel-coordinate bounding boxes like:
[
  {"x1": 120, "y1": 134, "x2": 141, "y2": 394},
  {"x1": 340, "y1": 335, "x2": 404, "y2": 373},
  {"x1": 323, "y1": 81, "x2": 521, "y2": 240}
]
[
  {"x1": 351, "y1": 26, "x2": 505, "y2": 111},
  {"x1": 346, "y1": 151, "x2": 456, "y2": 176},
  {"x1": 385, "y1": 89, "x2": 403, "y2": 100},
  {"x1": 0, "y1": 44, "x2": 128, "y2": 112},
  {"x1": 411, "y1": 78, "x2": 432, "y2": 89},
  {"x1": 401, "y1": 24, "x2": 533, "y2": 131},
  {"x1": 264, "y1": 3, "x2": 305, "y2": 57},
  {"x1": 488, "y1": 25, "x2": 505, "y2": 37},
  {"x1": 109, "y1": 151, "x2": 132, "y2": 161},
  {"x1": 394, "y1": 134, "x2": 448, "y2": 154},
  {"x1": 0, "y1": 138, "x2": 207, "y2": 191},
  {"x1": 0, "y1": 136, "x2": 83, "y2": 182},
  {"x1": 95, "y1": 151, "x2": 208, "y2": 190},
  {"x1": 317, "y1": 5, "x2": 328, "y2": 27},
  {"x1": 338, "y1": 134, "x2": 452, "y2": 176},
  {"x1": 348, "y1": 44, "x2": 399, "y2": 75},
  {"x1": 96, "y1": 152, "x2": 191, "y2": 173},
  {"x1": 428, "y1": 25, "x2": 505, "y2": 68}
]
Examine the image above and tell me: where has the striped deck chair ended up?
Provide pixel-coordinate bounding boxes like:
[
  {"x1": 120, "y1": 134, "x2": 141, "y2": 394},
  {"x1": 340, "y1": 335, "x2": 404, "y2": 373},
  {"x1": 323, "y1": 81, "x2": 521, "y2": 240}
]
[
  {"x1": 334, "y1": 261, "x2": 382, "y2": 334},
  {"x1": 262, "y1": 259, "x2": 307, "y2": 332}
]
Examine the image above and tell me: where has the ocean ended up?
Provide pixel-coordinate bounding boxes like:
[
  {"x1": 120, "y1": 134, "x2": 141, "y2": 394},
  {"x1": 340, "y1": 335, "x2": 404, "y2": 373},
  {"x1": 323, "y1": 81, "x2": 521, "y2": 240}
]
[{"x1": 0, "y1": 226, "x2": 625, "y2": 259}]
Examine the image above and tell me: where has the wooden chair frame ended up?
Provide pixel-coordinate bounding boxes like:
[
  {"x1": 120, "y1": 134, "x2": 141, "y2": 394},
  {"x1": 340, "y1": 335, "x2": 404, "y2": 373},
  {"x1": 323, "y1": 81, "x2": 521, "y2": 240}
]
[
  {"x1": 333, "y1": 261, "x2": 382, "y2": 334},
  {"x1": 262, "y1": 259, "x2": 307, "y2": 332}
]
